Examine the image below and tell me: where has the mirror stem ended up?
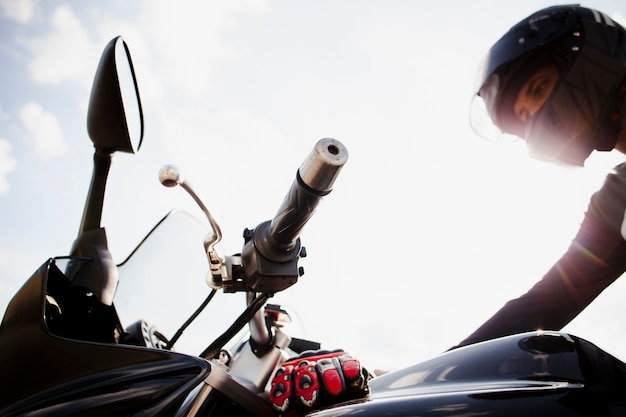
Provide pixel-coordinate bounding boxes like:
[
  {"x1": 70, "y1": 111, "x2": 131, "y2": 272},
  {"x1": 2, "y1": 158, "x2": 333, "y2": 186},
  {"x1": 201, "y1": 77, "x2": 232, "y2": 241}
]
[{"x1": 79, "y1": 151, "x2": 112, "y2": 234}]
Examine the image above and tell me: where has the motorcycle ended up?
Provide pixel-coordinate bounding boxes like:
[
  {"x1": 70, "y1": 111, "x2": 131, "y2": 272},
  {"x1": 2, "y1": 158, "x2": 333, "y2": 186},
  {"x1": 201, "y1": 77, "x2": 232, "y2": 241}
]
[{"x1": 1, "y1": 36, "x2": 626, "y2": 417}]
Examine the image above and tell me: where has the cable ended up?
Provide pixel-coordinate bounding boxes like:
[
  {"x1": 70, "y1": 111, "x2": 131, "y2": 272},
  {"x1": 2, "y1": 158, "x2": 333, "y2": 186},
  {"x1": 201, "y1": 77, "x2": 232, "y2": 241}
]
[
  {"x1": 165, "y1": 289, "x2": 217, "y2": 350},
  {"x1": 200, "y1": 293, "x2": 269, "y2": 359}
]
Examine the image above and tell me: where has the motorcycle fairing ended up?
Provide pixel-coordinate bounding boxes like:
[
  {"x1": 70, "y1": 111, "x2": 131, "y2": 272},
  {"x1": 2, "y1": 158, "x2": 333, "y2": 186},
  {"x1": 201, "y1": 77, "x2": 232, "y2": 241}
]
[{"x1": 0, "y1": 259, "x2": 211, "y2": 416}]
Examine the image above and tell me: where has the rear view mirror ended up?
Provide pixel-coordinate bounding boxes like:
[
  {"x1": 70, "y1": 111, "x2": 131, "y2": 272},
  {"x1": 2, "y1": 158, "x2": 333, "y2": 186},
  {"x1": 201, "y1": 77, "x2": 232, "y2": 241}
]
[
  {"x1": 87, "y1": 36, "x2": 143, "y2": 154},
  {"x1": 71, "y1": 36, "x2": 144, "y2": 306}
]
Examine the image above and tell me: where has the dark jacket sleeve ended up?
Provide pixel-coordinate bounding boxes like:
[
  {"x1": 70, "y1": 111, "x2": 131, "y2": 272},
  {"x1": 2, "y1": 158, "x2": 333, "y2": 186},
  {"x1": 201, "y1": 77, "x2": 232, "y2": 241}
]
[{"x1": 457, "y1": 164, "x2": 626, "y2": 348}]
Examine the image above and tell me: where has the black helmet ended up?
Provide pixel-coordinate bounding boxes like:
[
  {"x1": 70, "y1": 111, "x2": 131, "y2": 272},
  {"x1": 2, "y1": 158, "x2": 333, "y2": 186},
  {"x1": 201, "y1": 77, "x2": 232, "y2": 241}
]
[{"x1": 471, "y1": 4, "x2": 626, "y2": 166}]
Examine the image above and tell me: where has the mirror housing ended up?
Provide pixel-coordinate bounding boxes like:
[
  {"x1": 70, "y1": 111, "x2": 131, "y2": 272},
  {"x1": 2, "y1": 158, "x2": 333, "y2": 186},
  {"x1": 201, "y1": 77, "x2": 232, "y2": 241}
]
[{"x1": 87, "y1": 36, "x2": 143, "y2": 154}]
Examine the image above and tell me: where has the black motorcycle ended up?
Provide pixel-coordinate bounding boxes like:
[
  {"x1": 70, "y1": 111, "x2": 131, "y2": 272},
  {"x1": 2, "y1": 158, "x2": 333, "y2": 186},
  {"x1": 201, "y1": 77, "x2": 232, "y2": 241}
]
[{"x1": 1, "y1": 37, "x2": 626, "y2": 417}]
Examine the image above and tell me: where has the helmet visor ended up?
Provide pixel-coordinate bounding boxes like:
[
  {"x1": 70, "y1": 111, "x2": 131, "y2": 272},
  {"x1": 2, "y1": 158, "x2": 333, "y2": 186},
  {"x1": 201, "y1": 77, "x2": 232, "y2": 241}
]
[{"x1": 469, "y1": 89, "x2": 522, "y2": 143}]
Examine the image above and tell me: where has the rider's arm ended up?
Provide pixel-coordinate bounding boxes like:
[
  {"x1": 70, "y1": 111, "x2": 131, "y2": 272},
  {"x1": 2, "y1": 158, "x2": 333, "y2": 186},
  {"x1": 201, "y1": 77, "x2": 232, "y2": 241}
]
[{"x1": 456, "y1": 164, "x2": 626, "y2": 348}]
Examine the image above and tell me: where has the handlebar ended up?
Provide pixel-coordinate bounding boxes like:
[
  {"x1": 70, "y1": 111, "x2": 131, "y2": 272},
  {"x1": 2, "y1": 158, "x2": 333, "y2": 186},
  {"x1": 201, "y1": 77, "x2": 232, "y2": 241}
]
[
  {"x1": 241, "y1": 138, "x2": 348, "y2": 294},
  {"x1": 261, "y1": 138, "x2": 348, "y2": 257}
]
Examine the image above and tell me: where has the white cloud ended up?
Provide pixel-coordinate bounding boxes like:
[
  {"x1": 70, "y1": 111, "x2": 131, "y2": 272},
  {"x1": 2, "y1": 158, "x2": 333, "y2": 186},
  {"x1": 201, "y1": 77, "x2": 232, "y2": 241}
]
[
  {"x1": 22, "y1": 4, "x2": 100, "y2": 88},
  {"x1": 19, "y1": 102, "x2": 67, "y2": 159},
  {"x1": 0, "y1": 139, "x2": 17, "y2": 194},
  {"x1": 132, "y1": 0, "x2": 267, "y2": 99},
  {"x1": 0, "y1": 0, "x2": 36, "y2": 23}
]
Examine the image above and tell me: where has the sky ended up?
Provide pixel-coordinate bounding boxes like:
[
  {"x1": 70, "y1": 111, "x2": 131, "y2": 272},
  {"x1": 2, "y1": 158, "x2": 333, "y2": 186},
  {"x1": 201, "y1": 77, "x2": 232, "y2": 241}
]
[{"x1": 2, "y1": 0, "x2": 626, "y2": 372}]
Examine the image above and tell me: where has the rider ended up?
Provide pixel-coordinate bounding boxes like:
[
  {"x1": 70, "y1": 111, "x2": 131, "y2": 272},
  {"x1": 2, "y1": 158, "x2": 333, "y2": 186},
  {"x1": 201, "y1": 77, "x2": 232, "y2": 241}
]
[{"x1": 457, "y1": 5, "x2": 626, "y2": 347}]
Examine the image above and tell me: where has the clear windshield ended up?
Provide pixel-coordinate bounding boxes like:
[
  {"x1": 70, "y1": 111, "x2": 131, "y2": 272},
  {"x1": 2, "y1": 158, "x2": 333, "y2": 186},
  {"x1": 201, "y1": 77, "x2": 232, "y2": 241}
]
[{"x1": 114, "y1": 210, "x2": 248, "y2": 356}]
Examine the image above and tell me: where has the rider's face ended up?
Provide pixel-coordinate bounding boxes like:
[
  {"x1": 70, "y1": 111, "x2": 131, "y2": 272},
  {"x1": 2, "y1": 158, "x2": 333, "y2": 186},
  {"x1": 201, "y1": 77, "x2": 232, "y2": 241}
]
[{"x1": 513, "y1": 65, "x2": 560, "y2": 125}]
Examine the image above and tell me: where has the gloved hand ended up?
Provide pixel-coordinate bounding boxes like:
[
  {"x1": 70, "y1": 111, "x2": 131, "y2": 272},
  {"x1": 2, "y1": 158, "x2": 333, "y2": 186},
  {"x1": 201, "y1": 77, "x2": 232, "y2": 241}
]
[{"x1": 269, "y1": 349, "x2": 369, "y2": 415}]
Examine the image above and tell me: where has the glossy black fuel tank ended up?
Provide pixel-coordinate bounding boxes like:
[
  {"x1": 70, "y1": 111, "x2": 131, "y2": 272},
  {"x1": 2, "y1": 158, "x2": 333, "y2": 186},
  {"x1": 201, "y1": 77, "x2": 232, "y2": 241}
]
[{"x1": 310, "y1": 331, "x2": 626, "y2": 416}]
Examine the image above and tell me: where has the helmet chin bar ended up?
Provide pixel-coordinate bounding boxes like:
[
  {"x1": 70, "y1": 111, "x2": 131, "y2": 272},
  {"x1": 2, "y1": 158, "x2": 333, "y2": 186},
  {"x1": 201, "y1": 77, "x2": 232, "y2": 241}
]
[
  {"x1": 524, "y1": 36, "x2": 625, "y2": 167},
  {"x1": 525, "y1": 109, "x2": 593, "y2": 167},
  {"x1": 525, "y1": 96, "x2": 621, "y2": 168}
]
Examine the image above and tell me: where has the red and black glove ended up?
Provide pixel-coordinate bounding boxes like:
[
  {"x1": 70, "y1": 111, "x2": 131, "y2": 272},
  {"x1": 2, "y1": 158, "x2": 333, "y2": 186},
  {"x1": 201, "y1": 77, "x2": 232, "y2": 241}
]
[{"x1": 269, "y1": 349, "x2": 369, "y2": 415}]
